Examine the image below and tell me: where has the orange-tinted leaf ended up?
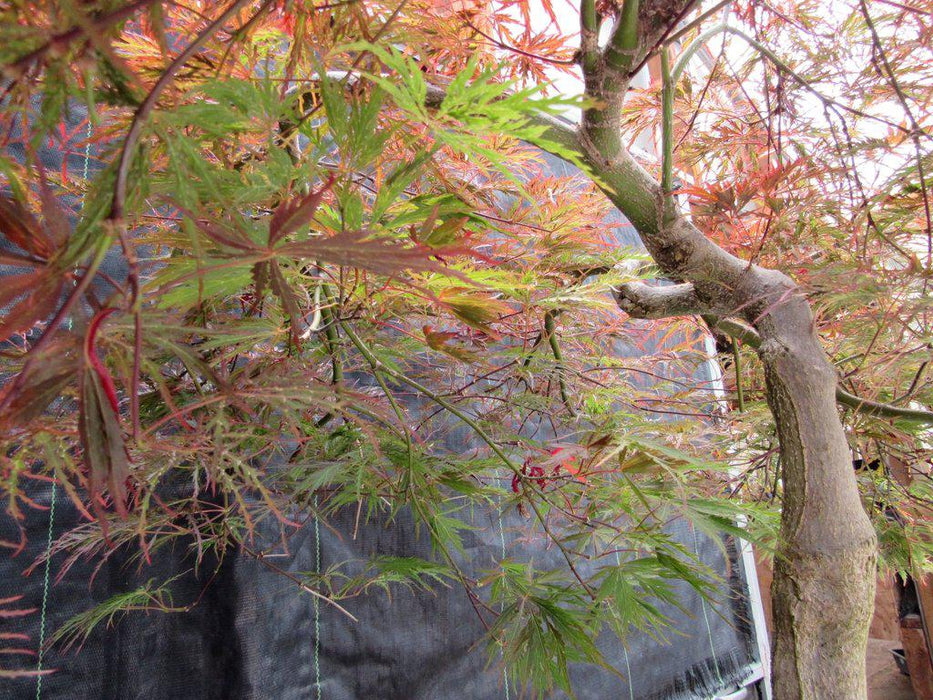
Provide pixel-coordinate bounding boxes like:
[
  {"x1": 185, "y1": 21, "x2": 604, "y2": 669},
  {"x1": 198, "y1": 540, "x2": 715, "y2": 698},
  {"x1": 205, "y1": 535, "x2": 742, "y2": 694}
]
[
  {"x1": 437, "y1": 288, "x2": 511, "y2": 333},
  {"x1": 422, "y1": 216, "x2": 469, "y2": 248},
  {"x1": 422, "y1": 324, "x2": 480, "y2": 362},
  {"x1": 269, "y1": 175, "x2": 335, "y2": 245},
  {"x1": 37, "y1": 168, "x2": 69, "y2": 250},
  {"x1": 0, "y1": 273, "x2": 63, "y2": 343},
  {"x1": 278, "y1": 229, "x2": 465, "y2": 279},
  {"x1": 0, "y1": 196, "x2": 53, "y2": 259},
  {"x1": 79, "y1": 367, "x2": 130, "y2": 524}
]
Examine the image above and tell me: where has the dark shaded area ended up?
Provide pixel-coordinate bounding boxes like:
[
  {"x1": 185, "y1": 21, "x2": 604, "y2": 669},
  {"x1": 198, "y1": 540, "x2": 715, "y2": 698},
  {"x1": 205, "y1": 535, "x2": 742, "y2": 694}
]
[{"x1": 1, "y1": 480, "x2": 762, "y2": 700}]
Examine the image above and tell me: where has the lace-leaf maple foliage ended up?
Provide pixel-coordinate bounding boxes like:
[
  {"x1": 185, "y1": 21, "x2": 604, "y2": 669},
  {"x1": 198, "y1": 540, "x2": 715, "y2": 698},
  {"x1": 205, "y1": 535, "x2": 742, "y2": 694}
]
[{"x1": 0, "y1": 1, "x2": 931, "y2": 696}]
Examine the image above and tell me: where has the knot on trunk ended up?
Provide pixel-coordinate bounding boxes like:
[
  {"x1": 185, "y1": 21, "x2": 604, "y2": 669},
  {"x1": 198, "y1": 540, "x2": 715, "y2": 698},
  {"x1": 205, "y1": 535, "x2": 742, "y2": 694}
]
[{"x1": 758, "y1": 337, "x2": 787, "y2": 362}]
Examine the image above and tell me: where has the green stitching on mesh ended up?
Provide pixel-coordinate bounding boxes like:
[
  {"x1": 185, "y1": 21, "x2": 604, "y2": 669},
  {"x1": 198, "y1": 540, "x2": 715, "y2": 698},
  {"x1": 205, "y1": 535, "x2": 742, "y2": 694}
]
[
  {"x1": 35, "y1": 482, "x2": 57, "y2": 699},
  {"x1": 498, "y1": 508, "x2": 510, "y2": 700}
]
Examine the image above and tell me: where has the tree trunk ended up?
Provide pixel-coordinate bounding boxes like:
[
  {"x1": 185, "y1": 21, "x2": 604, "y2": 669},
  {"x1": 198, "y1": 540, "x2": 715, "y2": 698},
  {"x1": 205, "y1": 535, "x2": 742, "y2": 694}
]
[
  {"x1": 755, "y1": 273, "x2": 878, "y2": 699},
  {"x1": 592, "y1": 146, "x2": 880, "y2": 696}
]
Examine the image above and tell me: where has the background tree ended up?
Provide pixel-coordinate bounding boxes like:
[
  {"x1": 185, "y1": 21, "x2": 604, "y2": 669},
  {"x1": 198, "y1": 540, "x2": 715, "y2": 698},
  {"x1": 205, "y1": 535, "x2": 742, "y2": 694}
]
[{"x1": 1, "y1": 1, "x2": 932, "y2": 697}]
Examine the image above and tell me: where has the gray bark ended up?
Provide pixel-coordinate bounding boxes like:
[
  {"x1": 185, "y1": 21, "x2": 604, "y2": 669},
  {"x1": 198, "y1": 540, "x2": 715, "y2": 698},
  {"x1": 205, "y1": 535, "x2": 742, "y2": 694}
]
[{"x1": 750, "y1": 273, "x2": 877, "y2": 699}]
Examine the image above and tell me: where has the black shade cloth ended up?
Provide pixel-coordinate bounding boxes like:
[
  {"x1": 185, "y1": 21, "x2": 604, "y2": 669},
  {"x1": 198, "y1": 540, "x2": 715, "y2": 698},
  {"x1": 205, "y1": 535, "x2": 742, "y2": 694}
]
[{"x1": 1, "y1": 479, "x2": 762, "y2": 700}]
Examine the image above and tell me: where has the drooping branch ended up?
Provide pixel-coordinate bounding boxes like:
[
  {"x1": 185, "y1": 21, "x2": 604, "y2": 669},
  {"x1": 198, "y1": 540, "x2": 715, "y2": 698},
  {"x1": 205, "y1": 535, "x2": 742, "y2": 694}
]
[{"x1": 109, "y1": 0, "x2": 269, "y2": 438}]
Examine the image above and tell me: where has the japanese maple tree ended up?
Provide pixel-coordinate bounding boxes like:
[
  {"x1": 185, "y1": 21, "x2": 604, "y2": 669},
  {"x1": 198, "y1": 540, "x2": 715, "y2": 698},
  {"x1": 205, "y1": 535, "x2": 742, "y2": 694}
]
[{"x1": 1, "y1": 1, "x2": 932, "y2": 697}]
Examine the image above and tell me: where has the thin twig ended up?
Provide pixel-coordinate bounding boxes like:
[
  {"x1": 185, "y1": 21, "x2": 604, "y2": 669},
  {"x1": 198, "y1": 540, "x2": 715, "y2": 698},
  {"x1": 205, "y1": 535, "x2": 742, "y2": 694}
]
[
  {"x1": 664, "y1": 0, "x2": 733, "y2": 47},
  {"x1": 338, "y1": 319, "x2": 414, "y2": 475},
  {"x1": 732, "y1": 341, "x2": 745, "y2": 413},
  {"x1": 708, "y1": 316, "x2": 933, "y2": 424},
  {"x1": 463, "y1": 19, "x2": 575, "y2": 66},
  {"x1": 339, "y1": 321, "x2": 595, "y2": 598},
  {"x1": 242, "y1": 544, "x2": 359, "y2": 621},
  {"x1": 625, "y1": 0, "x2": 702, "y2": 78},
  {"x1": 858, "y1": 0, "x2": 933, "y2": 282}
]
